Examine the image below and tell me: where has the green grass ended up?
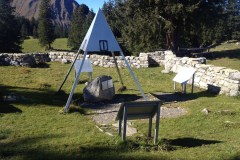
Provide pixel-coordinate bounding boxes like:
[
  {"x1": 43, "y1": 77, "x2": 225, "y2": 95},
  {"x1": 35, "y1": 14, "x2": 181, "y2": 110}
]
[
  {"x1": 208, "y1": 41, "x2": 240, "y2": 70},
  {"x1": 0, "y1": 63, "x2": 240, "y2": 159},
  {"x1": 21, "y1": 38, "x2": 71, "y2": 53},
  {"x1": 21, "y1": 38, "x2": 240, "y2": 71}
]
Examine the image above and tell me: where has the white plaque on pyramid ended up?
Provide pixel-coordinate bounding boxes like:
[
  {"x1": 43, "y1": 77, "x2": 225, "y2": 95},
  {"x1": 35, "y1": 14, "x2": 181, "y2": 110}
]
[{"x1": 74, "y1": 59, "x2": 93, "y2": 73}]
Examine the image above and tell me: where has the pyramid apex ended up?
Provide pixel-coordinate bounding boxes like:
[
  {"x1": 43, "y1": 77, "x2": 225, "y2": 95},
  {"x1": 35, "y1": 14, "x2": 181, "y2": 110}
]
[{"x1": 80, "y1": 6, "x2": 122, "y2": 52}]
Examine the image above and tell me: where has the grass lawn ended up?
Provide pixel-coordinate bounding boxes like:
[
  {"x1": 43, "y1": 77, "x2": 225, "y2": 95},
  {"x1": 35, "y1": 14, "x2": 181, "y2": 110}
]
[
  {"x1": 21, "y1": 38, "x2": 240, "y2": 71},
  {"x1": 21, "y1": 38, "x2": 71, "y2": 53},
  {"x1": 0, "y1": 63, "x2": 240, "y2": 159},
  {"x1": 208, "y1": 41, "x2": 240, "y2": 70}
]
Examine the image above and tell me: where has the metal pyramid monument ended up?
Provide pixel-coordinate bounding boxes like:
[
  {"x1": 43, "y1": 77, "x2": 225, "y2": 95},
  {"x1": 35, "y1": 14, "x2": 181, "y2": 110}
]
[
  {"x1": 62, "y1": 9, "x2": 146, "y2": 112},
  {"x1": 80, "y1": 9, "x2": 122, "y2": 52}
]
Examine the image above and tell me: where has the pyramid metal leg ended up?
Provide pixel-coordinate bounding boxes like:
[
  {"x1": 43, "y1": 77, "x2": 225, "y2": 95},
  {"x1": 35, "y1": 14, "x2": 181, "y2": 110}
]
[
  {"x1": 120, "y1": 52, "x2": 147, "y2": 100},
  {"x1": 112, "y1": 52, "x2": 125, "y2": 87},
  {"x1": 64, "y1": 51, "x2": 87, "y2": 112},
  {"x1": 57, "y1": 49, "x2": 82, "y2": 93}
]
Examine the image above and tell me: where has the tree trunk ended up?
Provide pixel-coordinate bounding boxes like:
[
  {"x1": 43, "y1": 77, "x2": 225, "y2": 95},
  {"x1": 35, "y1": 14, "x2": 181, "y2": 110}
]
[{"x1": 166, "y1": 30, "x2": 177, "y2": 53}]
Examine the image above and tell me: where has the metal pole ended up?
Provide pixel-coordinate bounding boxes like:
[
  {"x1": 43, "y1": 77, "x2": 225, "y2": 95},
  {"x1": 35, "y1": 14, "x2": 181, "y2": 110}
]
[
  {"x1": 57, "y1": 49, "x2": 82, "y2": 93},
  {"x1": 118, "y1": 119, "x2": 122, "y2": 135},
  {"x1": 64, "y1": 51, "x2": 87, "y2": 112},
  {"x1": 112, "y1": 52, "x2": 125, "y2": 87},
  {"x1": 122, "y1": 106, "x2": 128, "y2": 141},
  {"x1": 148, "y1": 118, "x2": 152, "y2": 138},
  {"x1": 154, "y1": 103, "x2": 161, "y2": 145},
  {"x1": 120, "y1": 51, "x2": 147, "y2": 100}
]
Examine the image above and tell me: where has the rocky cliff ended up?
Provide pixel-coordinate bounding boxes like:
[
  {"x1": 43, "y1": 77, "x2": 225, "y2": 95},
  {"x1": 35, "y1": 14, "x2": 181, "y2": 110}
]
[{"x1": 11, "y1": 0, "x2": 79, "y2": 27}]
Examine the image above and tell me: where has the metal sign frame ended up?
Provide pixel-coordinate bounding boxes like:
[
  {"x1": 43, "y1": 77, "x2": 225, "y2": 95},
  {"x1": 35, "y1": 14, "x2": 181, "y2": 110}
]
[{"x1": 116, "y1": 101, "x2": 162, "y2": 145}]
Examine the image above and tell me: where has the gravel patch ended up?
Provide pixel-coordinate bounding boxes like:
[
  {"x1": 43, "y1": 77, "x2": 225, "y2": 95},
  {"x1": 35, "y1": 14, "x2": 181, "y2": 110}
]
[{"x1": 81, "y1": 93, "x2": 188, "y2": 126}]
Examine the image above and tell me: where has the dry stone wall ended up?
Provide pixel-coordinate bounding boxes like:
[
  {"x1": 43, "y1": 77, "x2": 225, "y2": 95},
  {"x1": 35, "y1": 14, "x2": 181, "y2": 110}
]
[
  {"x1": 0, "y1": 53, "x2": 50, "y2": 67},
  {"x1": 0, "y1": 51, "x2": 239, "y2": 96},
  {"x1": 49, "y1": 52, "x2": 151, "y2": 68},
  {"x1": 162, "y1": 51, "x2": 240, "y2": 96}
]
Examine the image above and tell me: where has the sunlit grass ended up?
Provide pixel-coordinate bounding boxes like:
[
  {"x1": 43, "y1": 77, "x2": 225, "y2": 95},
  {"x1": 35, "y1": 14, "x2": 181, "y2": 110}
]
[
  {"x1": 21, "y1": 38, "x2": 71, "y2": 53},
  {"x1": 0, "y1": 63, "x2": 240, "y2": 159},
  {"x1": 208, "y1": 41, "x2": 240, "y2": 70}
]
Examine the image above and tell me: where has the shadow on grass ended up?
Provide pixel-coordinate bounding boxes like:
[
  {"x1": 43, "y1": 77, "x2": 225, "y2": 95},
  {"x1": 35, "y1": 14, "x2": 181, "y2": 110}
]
[
  {"x1": 0, "y1": 134, "x2": 164, "y2": 160},
  {"x1": 52, "y1": 48, "x2": 73, "y2": 52},
  {"x1": 0, "y1": 103, "x2": 22, "y2": 114},
  {"x1": 229, "y1": 155, "x2": 240, "y2": 160},
  {"x1": 165, "y1": 137, "x2": 222, "y2": 148},
  {"x1": 34, "y1": 63, "x2": 50, "y2": 68},
  {"x1": 0, "y1": 85, "x2": 79, "y2": 107},
  {"x1": 80, "y1": 94, "x2": 142, "y2": 110},
  {"x1": 210, "y1": 48, "x2": 240, "y2": 60},
  {"x1": 0, "y1": 129, "x2": 11, "y2": 140},
  {"x1": 0, "y1": 134, "x2": 67, "y2": 159},
  {"x1": 151, "y1": 91, "x2": 217, "y2": 103}
]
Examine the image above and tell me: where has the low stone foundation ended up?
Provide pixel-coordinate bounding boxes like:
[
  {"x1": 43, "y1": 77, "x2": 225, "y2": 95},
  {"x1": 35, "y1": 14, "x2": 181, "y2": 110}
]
[
  {"x1": 0, "y1": 53, "x2": 50, "y2": 67},
  {"x1": 0, "y1": 51, "x2": 239, "y2": 96},
  {"x1": 49, "y1": 52, "x2": 152, "y2": 68},
  {"x1": 162, "y1": 52, "x2": 240, "y2": 96}
]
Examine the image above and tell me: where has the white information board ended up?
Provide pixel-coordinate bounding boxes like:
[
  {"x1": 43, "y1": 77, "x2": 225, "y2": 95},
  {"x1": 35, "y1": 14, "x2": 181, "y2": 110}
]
[
  {"x1": 74, "y1": 59, "x2": 93, "y2": 73},
  {"x1": 173, "y1": 67, "x2": 196, "y2": 84}
]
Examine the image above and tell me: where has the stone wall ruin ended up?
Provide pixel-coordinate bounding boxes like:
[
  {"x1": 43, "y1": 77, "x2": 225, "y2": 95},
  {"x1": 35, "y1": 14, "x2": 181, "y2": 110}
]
[{"x1": 0, "y1": 51, "x2": 239, "y2": 96}]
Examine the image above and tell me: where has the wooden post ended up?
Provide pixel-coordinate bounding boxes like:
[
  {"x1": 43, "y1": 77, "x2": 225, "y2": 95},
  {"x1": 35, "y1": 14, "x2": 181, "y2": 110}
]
[
  {"x1": 191, "y1": 74, "x2": 195, "y2": 94},
  {"x1": 122, "y1": 106, "x2": 128, "y2": 141},
  {"x1": 183, "y1": 84, "x2": 187, "y2": 94},
  {"x1": 112, "y1": 52, "x2": 125, "y2": 87},
  {"x1": 154, "y1": 104, "x2": 161, "y2": 145},
  {"x1": 148, "y1": 118, "x2": 152, "y2": 138},
  {"x1": 174, "y1": 81, "x2": 176, "y2": 92}
]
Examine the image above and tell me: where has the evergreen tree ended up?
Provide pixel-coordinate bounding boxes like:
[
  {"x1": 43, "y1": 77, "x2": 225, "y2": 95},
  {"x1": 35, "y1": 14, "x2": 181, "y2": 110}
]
[
  {"x1": 103, "y1": 0, "x2": 226, "y2": 55},
  {"x1": 0, "y1": 0, "x2": 22, "y2": 52},
  {"x1": 68, "y1": 4, "x2": 94, "y2": 50},
  {"x1": 30, "y1": 17, "x2": 38, "y2": 38},
  {"x1": 38, "y1": 0, "x2": 55, "y2": 50},
  {"x1": 225, "y1": 0, "x2": 240, "y2": 40}
]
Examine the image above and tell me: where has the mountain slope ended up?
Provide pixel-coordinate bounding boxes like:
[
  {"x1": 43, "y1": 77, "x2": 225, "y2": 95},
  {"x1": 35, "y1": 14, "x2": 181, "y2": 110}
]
[{"x1": 11, "y1": 0, "x2": 79, "y2": 27}]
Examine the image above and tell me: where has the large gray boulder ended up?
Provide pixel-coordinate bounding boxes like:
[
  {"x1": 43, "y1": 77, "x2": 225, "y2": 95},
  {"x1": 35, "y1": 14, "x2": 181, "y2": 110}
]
[{"x1": 83, "y1": 75, "x2": 115, "y2": 102}]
